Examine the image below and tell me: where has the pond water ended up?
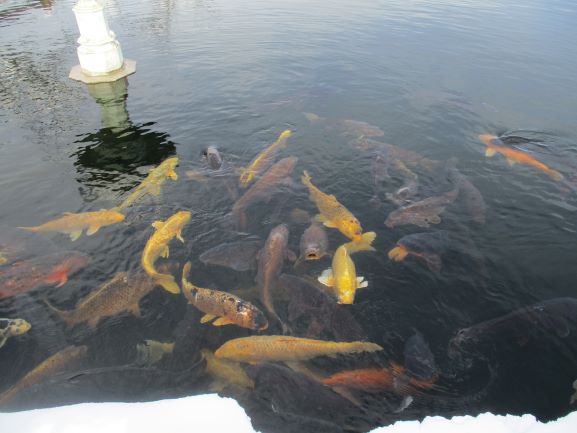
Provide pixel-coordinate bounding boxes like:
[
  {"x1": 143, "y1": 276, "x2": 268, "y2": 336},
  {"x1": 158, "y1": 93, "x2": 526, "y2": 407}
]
[{"x1": 1, "y1": 0, "x2": 577, "y2": 431}]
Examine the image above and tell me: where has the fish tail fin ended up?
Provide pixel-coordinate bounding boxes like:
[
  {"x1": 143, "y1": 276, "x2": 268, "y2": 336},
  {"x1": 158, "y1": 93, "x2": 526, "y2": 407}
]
[
  {"x1": 18, "y1": 226, "x2": 40, "y2": 233},
  {"x1": 549, "y1": 169, "x2": 564, "y2": 182},
  {"x1": 301, "y1": 170, "x2": 312, "y2": 187},
  {"x1": 153, "y1": 273, "x2": 181, "y2": 294},
  {"x1": 43, "y1": 298, "x2": 75, "y2": 326},
  {"x1": 181, "y1": 261, "x2": 193, "y2": 290},
  {"x1": 350, "y1": 342, "x2": 383, "y2": 354},
  {"x1": 344, "y1": 231, "x2": 377, "y2": 254},
  {"x1": 303, "y1": 112, "x2": 321, "y2": 123}
]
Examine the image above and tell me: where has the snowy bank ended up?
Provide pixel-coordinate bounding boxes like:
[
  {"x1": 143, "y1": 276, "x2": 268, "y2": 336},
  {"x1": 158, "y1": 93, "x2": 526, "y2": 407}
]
[{"x1": 0, "y1": 394, "x2": 575, "y2": 433}]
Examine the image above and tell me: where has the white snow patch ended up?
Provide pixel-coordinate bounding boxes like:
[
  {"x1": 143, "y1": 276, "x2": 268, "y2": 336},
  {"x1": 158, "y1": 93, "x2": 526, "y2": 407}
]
[{"x1": 0, "y1": 395, "x2": 575, "y2": 433}]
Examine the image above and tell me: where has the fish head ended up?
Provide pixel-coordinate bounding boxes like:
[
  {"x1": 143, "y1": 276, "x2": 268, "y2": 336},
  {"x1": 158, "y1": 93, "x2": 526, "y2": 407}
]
[
  {"x1": 251, "y1": 311, "x2": 269, "y2": 331},
  {"x1": 173, "y1": 211, "x2": 192, "y2": 226},
  {"x1": 341, "y1": 218, "x2": 363, "y2": 242},
  {"x1": 202, "y1": 146, "x2": 223, "y2": 170},
  {"x1": 478, "y1": 134, "x2": 501, "y2": 147},
  {"x1": 303, "y1": 243, "x2": 323, "y2": 260},
  {"x1": 337, "y1": 287, "x2": 356, "y2": 305}
]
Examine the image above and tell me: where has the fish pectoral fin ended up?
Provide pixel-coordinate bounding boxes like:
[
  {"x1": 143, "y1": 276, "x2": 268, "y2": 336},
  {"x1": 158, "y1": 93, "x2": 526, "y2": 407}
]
[
  {"x1": 152, "y1": 220, "x2": 164, "y2": 230},
  {"x1": 176, "y1": 231, "x2": 185, "y2": 244},
  {"x1": 168, "y1": 170, "x2": 178, "y2": 181},
  {"x1": 200, "y1": 314, "x2": 217, "y2": 324},
  {"x1": 485, "y1": 148, "x2": 497, "y2": 157},
  {"x1": 131, "y1": 303, "x2": 141, "y2": 317},
  {"x1": 356, "y1": 276, "x2": 368, "y2": 289},
  {"x1": 86, "y1": 224, "x2": 101, "y2": 236},
  {"x1": 161, "y1": 246, "x2": 170, "y2": 259},
  {"x1": 317, "y1": 268, "x2": 335, "y2": 287},
  {"x1": 285, "y1": 249, "x2": 298, "y2": 262},
  {"x1": 388, "y1": 246, "x2": 409, "y2": 261},
  {"x1": 212, "y1": 317, "x2": 235, "y2": 327},
  {"x1": 315, "y1": 214, "x2": 338, "y2": 228},
  {"x1": 69, "y1": 230, "x2": 83, "y2": 241},
  {"x1": 55, "y1": 274, "x2": 68, "y2": 288},
  {"x1": 506, "y1": 158, "x2": 516, "y2": 166}
]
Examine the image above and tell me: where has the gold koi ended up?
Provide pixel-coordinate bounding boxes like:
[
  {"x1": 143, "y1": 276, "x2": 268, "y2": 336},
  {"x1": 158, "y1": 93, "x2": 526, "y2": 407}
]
[{"x1": 318, "y1": 244, "x2": 368, "y2": 304}]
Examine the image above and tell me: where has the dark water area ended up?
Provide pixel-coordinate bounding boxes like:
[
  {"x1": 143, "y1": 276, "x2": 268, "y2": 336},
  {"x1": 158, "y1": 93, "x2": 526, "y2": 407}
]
[{"x1": 1, "y1": 0, "x2": 577, "y2": 431}]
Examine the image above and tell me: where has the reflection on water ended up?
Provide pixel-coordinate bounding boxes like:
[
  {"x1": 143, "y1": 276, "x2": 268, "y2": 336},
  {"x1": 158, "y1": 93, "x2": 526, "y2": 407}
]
[{"x1": 2, "y1": 0, "x2": 577, "y2": 432}]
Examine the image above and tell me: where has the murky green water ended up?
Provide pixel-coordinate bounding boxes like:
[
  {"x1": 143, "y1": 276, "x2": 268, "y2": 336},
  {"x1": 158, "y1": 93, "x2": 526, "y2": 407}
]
[{"x1": 1, "y1": 0, "x2": 577, "y2": 431}]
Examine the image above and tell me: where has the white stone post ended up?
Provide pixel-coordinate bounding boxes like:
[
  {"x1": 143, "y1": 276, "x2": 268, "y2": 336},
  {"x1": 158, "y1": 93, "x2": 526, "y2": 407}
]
[{"x1": 69, "y1": 0, "x2": 135, "y2": 84}]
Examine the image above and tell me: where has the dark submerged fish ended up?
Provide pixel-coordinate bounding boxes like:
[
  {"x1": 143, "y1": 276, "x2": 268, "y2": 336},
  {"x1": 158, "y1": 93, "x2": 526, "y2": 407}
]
[
  {"x1": 297, "y1": 222, "x2": 329, "y2": 262},
  {"x1": 304, "y1": 112, "x2": 384, "y2": 139},
  {"x1": 199, "y1": 240, "x2": 262, "y2": 272},
  {"x1": 403, "y1": 329, "x2": 437, "y2": 381},
  {"x1": 388, "y1": 231, "x2": 450, "y2": 272},
  {"x1": 448, "y1": 297, "x2": 577, "y2": 363},
  {"x1": 256, "y1": 224, "x2": 295, "y2": 332},
  {"x1": 386, "y1": 159, "x2": 420, "y2": 206},
  {"x1": 0, "y1": 251, "x2": 90, "y2": 299},
  {"x1": 385, "y1": 185, "x2": 459, "y2": 228},
  {"x1": 446, "y1": 161, "x2": 486, "y2": 225}
]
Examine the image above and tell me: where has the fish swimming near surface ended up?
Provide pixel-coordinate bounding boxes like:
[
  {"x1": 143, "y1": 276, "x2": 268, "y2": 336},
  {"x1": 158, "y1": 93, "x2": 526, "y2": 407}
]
[
  {"x1": 296, "y1": 222, "x2": 330, "y2": 263},
  {"x1": 370, "y1": 146, "x2": 391, "y2": 206},
  {"x1": 479, "y1": 134, "x2": 564, "y2": 181},
  {"x1": 202, "y1": 146, "x2": 223, "y2": 170},
  {"x1": 239, "y1": 129, "x2": 292, "y2": 188},
  {"x1": 233, "y1": 157, "x2": 298, "y2": 228},
  {"x1": 0, "y1": 345, "x2": 88, "y2": 406},
  {"x1": 0, "y1": 318, "x2": 31, "y2": 349},
  {"x1": 141, "y1": 210, "x2": 191, "y2": 294},
  {"x1": 116, "y1": 157, "x2": 179, "y2": 211},
  {"x1": 385, "y1": 185, "x2": 460, "y2": 228},
  {"x1": 199, "y1": 239, "x2": 263, "y2": 272},
  {"x1": 388, "y1": 231, "x2": 449, "y2": 273},
  {"x1": 201, "y1": 349, "x2": 254, "y2": 391},
  {"x1": 20, "y1": 210, "x2": 125, "y2": 241},
  {"x1": 256, "y1": 224, "x2": 295, "y2": 332},
  {"x1": 215, "y1": 335, "x2": 382, "y2": 363},
  {"x1": 386, "y1": 159, "x2": 420, "y2": 206},
  {"x1": 182, "y1": 261, "x2": 268, "y2": 330},
  {"x1": 304, "y1": 112, "x2": 384, "y2": 139},
  {"x1": 135, "y1": 340, "x2": 175, "y2": 367},
  {"x1": 446, "y1": 159, "x2": 486, "y2": 225},
  {"x1": 0, "y1": 251, "x2": 90, "y2": 300},
  {"x1": 342, "y1": 231, "x2": 377, "y2": 254},
  {"x1": 301, "y1": 170, "x2": 363, "y2": 242},
  {"x1": 318, "y1": 244, "x2": 368, "y2": 304},
  {"x1": 44, "y1": 271, "x2": 159, "y2": 329}
]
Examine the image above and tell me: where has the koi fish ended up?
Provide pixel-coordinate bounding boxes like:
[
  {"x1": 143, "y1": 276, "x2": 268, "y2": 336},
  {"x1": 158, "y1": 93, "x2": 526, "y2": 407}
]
[
  {"x1": 342, "y1": 231, "x2": 376, "y2": 254},
  {"x1": 233, "y1": 157, "x2": 298, "y2": 228},
  {"x1": 199, "y1": 240, "x2": 262, "y2": 272},
  {"x1": 318, "y1": 244, "x2": 368, "y2": 304},
  {"x1": 0, "y1": 251, "x2": 90, "y2": 300},
  {"x1": 116, "y1": 157, "x2": 179, "y2": 211},
  {"x1": 201, "y1": 349, "x2": 254, "y2": 391},
  {"x1": 239, "y1": 129, "x2": 292, "y2": 188},
  {"x1": 0, "y1": 345, "x2": 88, "y2": 405},
  {"x1": 479, "y1": 134, "x2": 564, "y2": 181},
  {"x1": 388, "y1": 231, "x2": 449, "y2": 273},
  {"x1": 0, "y1": 318, "x2": 31, "y2": 349},
  {"x1": 215, "y1": 335, "x2": 382, "y2": 363},
  {"x1": 45, "y1": 271, "x2": 159, "y2": 329},
  {"x1": 385, "y1": 185, "x2": 459, "y2": 228},
  {"x1": 20, "y1": 210, "x2": 125, "y2": 241},
  {"x1": 386, "y1": 159, "x2": 419, "y2": 206},
  {"x1": 297, "y1": 222, "x2": 329, "y2": 262},
  {"x1": 256, "y1": 224, "x2": 295, "y2": 331},
  {"x1": 141, "y1": 210, "x2": 191, "y2": 294},
  {"x1": 446, "y1": 160, "x2": 486, "y2": 225},
  {"x1": 304, "y1": 112, "x2": 384, "y2": 138},
  {"x1": 182, "y1": 261, "x2": 268, "y2": 330},
  {"x1": 301, "y1": 170, "x2": 363, "y2": 242},
  {"x1": 404, "y1": 329, "x2": 437, "y2": 381}
]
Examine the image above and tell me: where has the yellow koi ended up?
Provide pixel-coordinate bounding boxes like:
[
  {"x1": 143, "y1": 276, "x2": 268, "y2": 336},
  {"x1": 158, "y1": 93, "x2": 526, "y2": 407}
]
[
  {"x1": 239, "y1": 130, "x2": 292, "y2": 188},
  {"x1": 141, "y1": 210, "x2": 191, "y2": 294},
  {"x1": 201, "y1": 349, "x2": 254, "y2": 391},
  {"x1": 214, "y1": 335, "x2": 382, "y2": 363},
  {"x1": 117, "y1": 157, "x2": 179, "y2": 210},
  {"x1": 301, "y1": 170, "x2": 363, "y2": 242},
  {"x1": 318, "y1": 244, "x2": 368, "y2": 304},
  {"x1": 20, "y1": 210, "x2": 125, "y2": 241}
]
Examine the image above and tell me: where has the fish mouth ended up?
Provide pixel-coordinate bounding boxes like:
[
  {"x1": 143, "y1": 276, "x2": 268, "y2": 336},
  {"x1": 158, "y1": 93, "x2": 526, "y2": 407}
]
[{"x1": 305, "y1": 249, "x2": 321, "y2": 260}]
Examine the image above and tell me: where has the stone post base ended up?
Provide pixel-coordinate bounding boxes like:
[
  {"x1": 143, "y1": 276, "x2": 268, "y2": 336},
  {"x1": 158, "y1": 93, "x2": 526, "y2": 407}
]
[{"x1": 69, "y1": 59, "x2": 136, "y2": 84}]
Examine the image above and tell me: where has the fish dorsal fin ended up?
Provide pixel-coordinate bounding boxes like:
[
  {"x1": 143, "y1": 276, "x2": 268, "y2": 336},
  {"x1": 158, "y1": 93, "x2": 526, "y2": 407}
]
[
  {"x1": 485, "y1": 148, "x2": 497, "y2": 157},
  {"x1": 317, "y1": 268, "x2": 335, "y2": 287},
  {"x1": 356, "y1": 276, "x2": 368, "y2": 289},
  {"x1": 152, "y1": 220, "x2": 165, "y2": 230}
]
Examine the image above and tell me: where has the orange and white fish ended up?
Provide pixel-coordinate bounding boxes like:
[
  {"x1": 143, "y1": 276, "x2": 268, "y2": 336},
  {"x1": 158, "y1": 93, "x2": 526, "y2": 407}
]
[
  {"x1": 141, "y1": 210, "x2": 191, "y2": 294},
  {"x1": 301, "y1": 170, "x2": 363, "y2": 242},
  {"x1": 318, "y1": 244, "x2": 368, "y2": 304},
  {"x1": 20, "y1": 210, "x2": 125, "y2": 241},
  {"x1": 239, "y1": 130, "x2": 292, "y2": 188},
  {"x1": 214, "y1": 335, "x2": 382, "y2": 363},
  {"x1": 479, "y1": 134, "x2": 563, "y2": 181}
]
